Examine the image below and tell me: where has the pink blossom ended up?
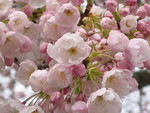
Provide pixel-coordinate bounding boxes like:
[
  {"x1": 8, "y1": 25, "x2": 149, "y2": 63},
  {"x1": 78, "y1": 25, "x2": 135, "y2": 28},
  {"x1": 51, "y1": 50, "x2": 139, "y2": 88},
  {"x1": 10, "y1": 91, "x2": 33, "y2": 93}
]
[
  {"x1": 23, "y1": 22, "x2": 41, "y2": 40},
  {"x1": 107, "y1": 30, "x2": 129, "y2": 52},
  {"x1": 44, "y1": 64, "x2": 73, "y2": 94},
  {"x1": 126, "y1": 0, "x2": 137, "y2": 6},
  {"x1": 68, "y1": 64, "x2": 86, "y2": 77},
  {"x1": 144, "y1": 4, "x2": 150, "y2": 16},
  {"x1": 100, "y1": 17, "x2": 117, "y2": 30},
  {"x1": 90, "y1": 5, "x2": 105, "y2": 15},
  {"x1": 57, "y1": 0, "x2": 69, "y2": 4},
  {"x1": 114, "y1": 52, "x2": 124, "y2": 61},
  {"x1": 4, "y1": 57, "x2": 14, "y2": 66},
  {"x1": 47, "y1": 33, "x2": 91, "y2": 65},
  {"x1": 72, "y1": 0, "x2": 84, "y2": 6},
  {"x1": 50, "y1": 92, "x2": 64, "y2": 107},
  {"x1": 8, "y1": 11, "x2": 31, "y2": 32},
  {"x1": 23, "y1": 5, "x2": 34, "y2": 17},
  {"x1": 72, "y1": 101, "x2": 88, "y2": 113},
  {"x1": 1, "y1": 32, "x2": 32, "y2": 58},
  {"x1": 43, "y1": 16, "x2": 73, "y2": 41},
  {"x1": 0, "y1": 28, "x2": 6, "y2": 47},
  {"x1": 120, "y1": 7, "x2": 130, "y2": 17},
  {"x1": 55, "y1": 3, "x2": 80, "y2": 27},
  {"x1": 39, "y1": 11, "x2": 53, "y2": 29},
  {"x1": 29, "y1": 70, "x2": 48, "y2": 92},
  {"x1": 116, "y1": 56, "x2": 135, "y2": 71},
  {"x1": 0, "y1": 0, "x2": 13, "y2": 16},
  {"x1": 20, "y1": 105, "x2": 44, "y2": 113},
  {"x1": 40, "y1": 42, "x2": 48, "y2": 53},
  {"x1": 1, "y1": 32, "x2": 21, "y2": 58},
  {"x1": 136, "y1": 6, "x2": 147, "y2": 19},
  {"x1": 137, "y1": 20, "x2": 150, "y2": 37},
  {"x1": 75, "y1": 28, "x2": 87, "y2": 41},
  {"x1": 16, "y1": 59, "x2": 38, "y2": 85},
  {"x1": 29, "y1": 0, "x2": 46, "y2": 9},
  {"x1": 102, "y1": 68, "x2": 138, "y2": 98},
  {"x1": 87, "y1": 88, "x2": 122, "y2": 113},
  {"x1": 105, "y1": 0, "x2": 117, "y2": 13},
  {"x1": 120, "y1": 15, "x2": 138, "y2": 34},
  {"x1": 19, "y1": 35, "x2": 32, "y2": 52},
  {"x1": 126, "y1": 38, "x2": 150, "y2": 67},
  {"x1": 46, "y1": 0, "x2": 60, "y2": 13},
  {"x1": 88, "y1": 29, "x2": 101, "y2": 41},
  {"x1": 0, "y1": 99, "x2": 25, "y2": 113}
]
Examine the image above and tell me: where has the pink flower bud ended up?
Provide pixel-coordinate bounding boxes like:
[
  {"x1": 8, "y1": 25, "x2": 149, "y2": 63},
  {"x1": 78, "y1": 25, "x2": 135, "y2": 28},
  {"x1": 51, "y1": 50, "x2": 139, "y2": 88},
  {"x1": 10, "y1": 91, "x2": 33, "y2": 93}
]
[
  {"x1": 105, "y1": 0, "x2": 117, "y2": 13},
  {"x1": 69, "y1": 64, "x2": 86, "y2": 77},
  {"x1": 126, "y1": 0, "x2": 137, "y2": 6},
  {"x1": 45, "y1": 56, "x2": 52, "y2": 65},
  {"x1": 144, "y1": 4, "x2": 150, "y2": 16},
  {"x1": 76, "y1": 93, "x2": 85, "y2": 101},
  {"x1": 19, "y1": 36, "x2": 32, "y2": 52},
  {"x1": 136, "y1": 6, "x2": 147, "y2": 19},
  {"x1": 100, "y1": 17, "x2": 117, "y2": 30},
  {"x1": 4, "y1": 57, "x2": 14, "y2": 66},
  {"x1": 120, "y1": 7, "x2": 130, "y2": 17},
  {"x1": 88, "y1": 29, "x2": 101, "y2": 41},
  {"x1": 114, "y1": 52, "x2": 124, "y2": 61},
  {"x1": 39, "y1": 42, "x2": 48, "y2": 53},
  {"x1": 50, "y1": 92, "x2": 64, "y2": 107},
  {"x1": 104, "y1": 11, "x2": 113, "y2": 18},
  {"x1": 23, "y1": 5, "x2": 34, "y2": 17}
]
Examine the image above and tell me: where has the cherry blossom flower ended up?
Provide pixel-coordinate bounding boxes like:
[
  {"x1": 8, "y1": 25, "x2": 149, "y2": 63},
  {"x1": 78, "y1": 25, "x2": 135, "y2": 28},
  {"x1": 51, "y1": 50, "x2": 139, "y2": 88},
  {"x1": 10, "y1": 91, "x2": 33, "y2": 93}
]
[
  {"x1": 120, "y1": 15, "x2": 138, "y2": 34},
  {"x1": 29, "y1": 70, "x2": 48, "y2": 92},
  {"x1": 8, "y1": 11, "x2": 31, "y2": 32},
  {"x1": 55, "y1": 3, "x2": 80, "y2": 27},
  {"x1": 44, "y1": 63, "x2": 73, "y2": 94},
  {"x1": 16, "y1": 59, "x2": 38, "y2": 85},
  {"x1": 107, "y1": 30, "x2": 129, "y2": 52},
  {"x1": 29, "y1": 0, "x2": 46, "y2": 9},
  {"x1": 47, "y1": 33, "x2": 91, "y2": 65},
  {"x1": 102, "y1": 68, "x2": 138, "y2": 98},
  {"x1": 0, "y1": 0, "x2": 13, "y2": 16},
  {"x1": 87, "y1": 88, "x2": 122, "y2": 113}
]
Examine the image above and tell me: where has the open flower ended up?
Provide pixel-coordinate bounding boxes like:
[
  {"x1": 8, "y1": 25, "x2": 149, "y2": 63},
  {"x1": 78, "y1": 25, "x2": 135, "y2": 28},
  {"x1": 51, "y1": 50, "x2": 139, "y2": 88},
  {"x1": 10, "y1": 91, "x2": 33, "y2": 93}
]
[
  {"x1": 102, "y1": 68, "x2": 138, "y2": 98},
  {"x1": 120, "y1": 15, "x2": 138, "y2": 34},
  {"x1": 29, "y1": 0, "x2": 46, "y2": 9},
  {"x1": 55, "y1": 3, "x2": 80, "y2": 27},
  {"x1": 44, "y1": 63, "x2": 73, "y2": 94},
  {"x1": 107, "y1": 30, "x2": 129, "y2": 52},
  {"x1": 0, "y1": 0, "x2": 13, "y2": 16},
  {"x1": 87, "y1": 88, "x2": 122, "y2": 113},
  {"x1": 8, "y1": 11, "x2": 31, "y2": 32},
  {"x1": 47, "y1": 33, "x2": 91, "y2": 65},
  {"x1": 16, "y1": 59, "x2": 37, "y2": 85},
  {"x1": 29, "y1": 70, "x2": 48, "y2": 92},
  {"x1": 126, "y1": 38, "x2": 150, "y2": 67}
]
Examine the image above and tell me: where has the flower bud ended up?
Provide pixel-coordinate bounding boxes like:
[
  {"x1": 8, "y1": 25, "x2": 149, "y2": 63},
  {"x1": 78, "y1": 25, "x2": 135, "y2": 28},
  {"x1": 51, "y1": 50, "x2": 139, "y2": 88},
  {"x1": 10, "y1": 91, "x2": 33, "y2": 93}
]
[{"x1": 105, "y1": 0, "x2": 117, "y2": 13}]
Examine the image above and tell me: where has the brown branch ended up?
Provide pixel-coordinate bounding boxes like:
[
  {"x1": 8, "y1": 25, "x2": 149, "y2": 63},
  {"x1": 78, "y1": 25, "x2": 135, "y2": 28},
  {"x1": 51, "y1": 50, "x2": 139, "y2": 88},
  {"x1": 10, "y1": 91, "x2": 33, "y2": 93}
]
[{"x1": 78, "y1": 1, "x2": 93, "y2": 26}]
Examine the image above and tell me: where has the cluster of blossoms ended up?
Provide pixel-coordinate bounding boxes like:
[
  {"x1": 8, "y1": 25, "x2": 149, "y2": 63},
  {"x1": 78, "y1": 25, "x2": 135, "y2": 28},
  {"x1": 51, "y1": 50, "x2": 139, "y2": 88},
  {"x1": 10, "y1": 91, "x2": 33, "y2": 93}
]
[{"x1": 0, "y1": 0, "x2": 150, "y2": 113}]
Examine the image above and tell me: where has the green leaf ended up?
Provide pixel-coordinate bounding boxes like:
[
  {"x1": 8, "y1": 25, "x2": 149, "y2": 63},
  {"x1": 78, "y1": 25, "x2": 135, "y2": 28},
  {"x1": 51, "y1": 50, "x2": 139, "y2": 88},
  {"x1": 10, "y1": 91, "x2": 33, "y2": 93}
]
[
  {"x1": 102, "y1": 29, "x2": 110, "y2": 37},
  {"x1": 74, "y1": 88, "x2": 80, "y2": 95}
]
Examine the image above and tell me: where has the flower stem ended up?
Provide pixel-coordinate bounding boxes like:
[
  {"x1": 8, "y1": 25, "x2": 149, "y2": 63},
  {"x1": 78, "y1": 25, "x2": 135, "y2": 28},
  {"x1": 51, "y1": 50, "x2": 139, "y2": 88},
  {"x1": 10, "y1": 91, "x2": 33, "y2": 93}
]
[{"x1": 78, "y1": 0, "x2": 93, "y2": 25}]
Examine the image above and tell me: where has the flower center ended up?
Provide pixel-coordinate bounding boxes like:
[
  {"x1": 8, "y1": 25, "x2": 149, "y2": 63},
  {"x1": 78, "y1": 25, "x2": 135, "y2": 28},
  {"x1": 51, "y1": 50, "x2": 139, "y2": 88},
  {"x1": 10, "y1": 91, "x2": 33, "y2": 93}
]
[
  {"x1": 67, "y1": 47, "x2": 77, "y2": 56},
  {"x1": 64, "y1": 9, "x2": 73, "y2": 16}
]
